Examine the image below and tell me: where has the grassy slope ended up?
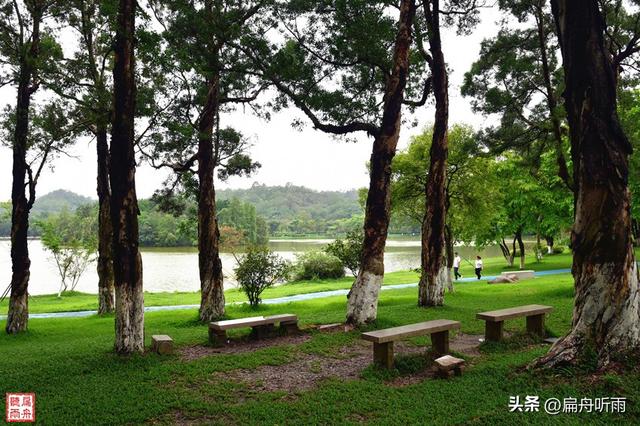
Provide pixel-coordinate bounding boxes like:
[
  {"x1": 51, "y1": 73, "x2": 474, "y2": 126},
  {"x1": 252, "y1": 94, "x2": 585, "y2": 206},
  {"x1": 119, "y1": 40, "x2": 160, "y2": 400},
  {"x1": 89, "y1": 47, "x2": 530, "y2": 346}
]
[
  {"x1": 1, "y1": 272, "x2": 638, "y2": 424},
  {"x1": 1, "y1": 253, "x2": 573, "y2": 314}
]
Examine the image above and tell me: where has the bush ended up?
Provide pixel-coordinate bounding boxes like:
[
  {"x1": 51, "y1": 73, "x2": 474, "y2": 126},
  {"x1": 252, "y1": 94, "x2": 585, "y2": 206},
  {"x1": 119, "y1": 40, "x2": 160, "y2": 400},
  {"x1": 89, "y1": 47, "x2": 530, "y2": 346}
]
[
  {"x1": 234, "y1": 247, "x2": 290, "y2": 307},
  {"x1": 552, "y1": 245, "x2": 565, "y2": 254},
  {"x1": 324, "y1": 229, "x2": 363, "y2": 276},
  {"x1": 294, "y1": 251, "x2": 345, "y2": 280}
]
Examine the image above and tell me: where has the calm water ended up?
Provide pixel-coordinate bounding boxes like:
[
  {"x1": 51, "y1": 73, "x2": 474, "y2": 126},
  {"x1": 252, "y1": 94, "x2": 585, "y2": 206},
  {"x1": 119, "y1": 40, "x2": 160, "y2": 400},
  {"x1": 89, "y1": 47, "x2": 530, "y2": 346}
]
[{"x1": 0, "y1": 238, "x2": 512, "y2": 295}]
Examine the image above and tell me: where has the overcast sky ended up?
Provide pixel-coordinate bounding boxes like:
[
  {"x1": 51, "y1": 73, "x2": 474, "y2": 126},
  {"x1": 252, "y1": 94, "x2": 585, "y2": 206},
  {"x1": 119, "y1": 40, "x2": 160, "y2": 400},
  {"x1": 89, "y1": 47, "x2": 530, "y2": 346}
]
[{"x1": 0, "y1": 7, "x2": 501, "y2": 201}]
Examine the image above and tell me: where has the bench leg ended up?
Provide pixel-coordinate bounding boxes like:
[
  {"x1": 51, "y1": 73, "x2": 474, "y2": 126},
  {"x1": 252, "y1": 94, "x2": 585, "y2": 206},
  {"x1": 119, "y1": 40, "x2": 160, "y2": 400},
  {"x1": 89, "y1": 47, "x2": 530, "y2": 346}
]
[
  {"x1": 431, "y1": 331, "x2": 450, "y2": 356},
  {"x1": 209, "y1": 329, "x2": 227, "y2": 347},
  {"x1": 280, "y1": 320, "x2": 299, "y2": 335},
  {"x1": 251, "y1": 324, "x2": 275, "y2": 339},
  {"x1": 373, "y1": 342, "x2": 394, "y2": 369},
  {"x1": 485, "y1": 321, "x2": 503, "y2": 342},
  {"x1": 526, "y1": 314, "x2": 545, "y2": 337}
]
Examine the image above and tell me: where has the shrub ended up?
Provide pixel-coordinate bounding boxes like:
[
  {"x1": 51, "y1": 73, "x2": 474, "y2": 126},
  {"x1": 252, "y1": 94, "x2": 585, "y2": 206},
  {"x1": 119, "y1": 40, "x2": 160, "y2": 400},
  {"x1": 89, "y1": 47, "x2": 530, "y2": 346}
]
[
  {"x1": 234, "y1": 247, "x2": 290, "y2": 307},
  {"x1": 552, "y1": 245, "x2": 565, "y2": 254},
  {"x1": 294, "y1": 251, "x2": 345, "y2": 280},
  {"x1": 324, "y1": 229, "x2": 363, "y2": 276}
]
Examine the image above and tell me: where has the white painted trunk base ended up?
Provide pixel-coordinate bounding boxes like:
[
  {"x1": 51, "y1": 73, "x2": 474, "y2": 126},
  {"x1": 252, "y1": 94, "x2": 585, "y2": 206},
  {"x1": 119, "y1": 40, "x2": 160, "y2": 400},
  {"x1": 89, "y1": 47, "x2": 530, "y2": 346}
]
[{"x1": 346, "y1": 270, "x2": 383, "y2": 326}]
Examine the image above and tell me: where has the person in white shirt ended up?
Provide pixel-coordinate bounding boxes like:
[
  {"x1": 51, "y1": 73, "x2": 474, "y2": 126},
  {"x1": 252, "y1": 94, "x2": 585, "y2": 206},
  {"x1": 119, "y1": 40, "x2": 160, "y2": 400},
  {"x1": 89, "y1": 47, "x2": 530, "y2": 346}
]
[
  {"x1": 475, "y1": 256, "x2": 483, "y2": 280},
  {"x1": 453, "y1": 252, "x2": 462, "y2": 280}
]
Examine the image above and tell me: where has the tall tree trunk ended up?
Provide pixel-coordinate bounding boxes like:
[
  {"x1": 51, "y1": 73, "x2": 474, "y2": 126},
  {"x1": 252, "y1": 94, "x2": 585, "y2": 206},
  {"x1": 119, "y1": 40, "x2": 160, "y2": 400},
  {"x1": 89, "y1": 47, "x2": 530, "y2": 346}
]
[
  {"x1": 535, "y1": 0, "x2": 640, "y2": 369},
  {"x1": 6, "y1": 8, "x2": 42, "y2": 335},
  {"x1": 419, "y1": 0, "x2": 449, "y2": 307},
  {"x1": 516, "y1": 228, "x2": 525, "y2": 270},
  {"x1": 534, "y1": 1, "x2": 573, "y2": 192},
  {"x1": 198, "y1": 73, "x2": 225, "y2": 322},
  {"x1": 97, "y1": 127, "x2": 115, "y2": 314},
  {"x1": 110, "y1": 0, "x2": 144, "y2": 354},
  {"x1": 346, "y1": 0, "x2": 415, "y2": 325},
  {"x1": 545, "y1": 235, "x2": 554, "y2": 254}
]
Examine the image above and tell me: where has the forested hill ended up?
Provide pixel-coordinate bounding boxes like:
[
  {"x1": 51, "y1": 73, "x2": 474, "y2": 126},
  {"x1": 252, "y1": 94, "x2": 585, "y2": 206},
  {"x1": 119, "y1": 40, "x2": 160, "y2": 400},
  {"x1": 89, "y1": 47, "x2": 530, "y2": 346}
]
[
  {"x1": 32, "y1": 189, "x2": 94, "y2": 216},
  {"x1": 217, "y1": 184, "x2": 361, "y2": 222}
]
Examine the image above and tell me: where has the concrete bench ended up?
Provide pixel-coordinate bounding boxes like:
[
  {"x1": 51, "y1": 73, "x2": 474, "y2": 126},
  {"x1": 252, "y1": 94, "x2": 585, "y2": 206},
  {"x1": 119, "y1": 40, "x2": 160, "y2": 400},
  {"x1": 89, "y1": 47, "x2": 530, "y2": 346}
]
[
  {"x1": 476, "y1": 304, "x2": 553, "y2": 342},
  {"x1": 361, "y1": 319, "x2": 461, "y2": 369},
  {"x1": 209, "y1": 314, "x2": 298, "y2": 346},
  {"x1": 500, "y1": 270, "x2": 535, "y2": 280}
]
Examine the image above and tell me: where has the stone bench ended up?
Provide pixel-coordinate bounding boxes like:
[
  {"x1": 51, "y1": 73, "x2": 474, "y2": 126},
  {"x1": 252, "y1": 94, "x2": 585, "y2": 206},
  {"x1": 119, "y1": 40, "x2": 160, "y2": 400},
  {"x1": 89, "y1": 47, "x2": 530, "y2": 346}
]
[
  {"x1": 151, "y1": 335, "x2": 173, "y2": 355},
  {"x1": 500, "y1": 270, "x2": 535, "y2": 280},
  {"x1": 476, "y1": 304, "x2": 553, "y2": 342},
  {"x1": 361, "y1": 319, "x2": 461, "y2": 369},
  {"x1": 435, "y1": 355, "x2": 465, "y2": 378},
  {"x1": 209, "y1": 314, "x2": 298, "y2": 346}
]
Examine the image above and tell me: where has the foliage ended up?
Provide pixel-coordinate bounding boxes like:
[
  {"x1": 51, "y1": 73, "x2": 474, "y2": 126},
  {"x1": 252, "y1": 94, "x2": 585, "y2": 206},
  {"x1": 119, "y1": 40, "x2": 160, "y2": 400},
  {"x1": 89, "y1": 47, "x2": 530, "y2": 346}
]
[
  {"x1": 324, "y1": 229, "x2": 363, "y2": 277},
  {"x1": 293, "y1": 251, "x2": 345, "y2": 281},
  {"x1": 234, "y1": 247, "x2": 290, "y2": 307},
  {"x1": 37, "y1": 206, "x2": 97, "y2": 297}
]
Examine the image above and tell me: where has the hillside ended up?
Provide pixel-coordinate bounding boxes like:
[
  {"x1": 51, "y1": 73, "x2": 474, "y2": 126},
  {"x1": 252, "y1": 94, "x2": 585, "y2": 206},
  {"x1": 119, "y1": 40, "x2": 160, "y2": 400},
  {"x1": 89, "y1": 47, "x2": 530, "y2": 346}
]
[
  {"x1": 217, "y1": 183, "x2": 361, "y2": 222},
  {"x1": 31, "y1": 190, "x2": 94, "y2": 216}
]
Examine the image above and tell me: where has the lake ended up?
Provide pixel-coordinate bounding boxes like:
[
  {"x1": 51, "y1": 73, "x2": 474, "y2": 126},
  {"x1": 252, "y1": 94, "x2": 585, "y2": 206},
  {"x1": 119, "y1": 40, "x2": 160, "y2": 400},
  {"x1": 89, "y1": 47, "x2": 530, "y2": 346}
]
[{"x1": 0, "y1": 238, "x2": 515, "y2": 295}]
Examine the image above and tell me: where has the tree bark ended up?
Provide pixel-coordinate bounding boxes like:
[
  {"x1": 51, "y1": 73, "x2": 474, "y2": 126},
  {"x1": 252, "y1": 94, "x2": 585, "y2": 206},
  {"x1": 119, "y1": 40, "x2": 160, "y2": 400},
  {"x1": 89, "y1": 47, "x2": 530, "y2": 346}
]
[
  {"x1": 534, "y1": 0, "x2": 640, "y2": 369},
  {"x1": 198, "y1": 73, "x2": 225, "y2": 322},
  {"x1": 110, "y1": 0, "x2": 144, "y2": 354},
  {"x1": 545, "y1": 235, "x2": 554, "y2": 254},
  {"x1": 516, "y1": 228, "x2": 526, "y2": 270},
  {"x1": 419, "y1": 0, "x2": 449, "y2": 307},
  {"x1": 444, "y1": 224, "x2": 454, "y2": 292},
  {"x1": 6, "y1": 6, "x2": 42, "y2": 334},
  {"x1": 97, "y1": 126, "x2": 115, "y2": 314},
  {"x1": 346, "y1": 0, "x2": 415, "y2": 325}
]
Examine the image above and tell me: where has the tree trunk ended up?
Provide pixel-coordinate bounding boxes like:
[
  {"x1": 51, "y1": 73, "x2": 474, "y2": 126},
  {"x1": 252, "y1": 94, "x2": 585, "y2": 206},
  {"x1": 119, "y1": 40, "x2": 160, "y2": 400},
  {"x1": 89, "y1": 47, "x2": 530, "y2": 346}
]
[
  {"x1": 516, "y1": 228, "x2": 525, "y2": 270},
  {"x1": 6, "y1": 8, "x2": 42, "y2": 335},
  {"x1": 198, "y1": 73, "x2": 225, "y2": 322},
  {"x1": 110, "y1": 0, "x2": 144, "y2": 354},
  {"x1": 96, "y1": 127, "x2": 115, "y2": 314},
  {"x1": 419, "y1": 0, "x2": 449, "y2": 307},
  {"x1": 444, "y1": 224, "x2": 454, "y2": 292},
  {"x1": 545, "y1": 236, "x2": 554, "y2": 254},
  {"x1": 346, "y1": 0, "x2": 415, "y2": 325},
  {"x1": 535, "y1": 1, "x2": 573, "y2": 192},
  {"x1": 498, "y1": 238, "x2": 513, "y2": 266},
  {"x1": 534, "y1": 0, "x2": 640, "y2": 369}
]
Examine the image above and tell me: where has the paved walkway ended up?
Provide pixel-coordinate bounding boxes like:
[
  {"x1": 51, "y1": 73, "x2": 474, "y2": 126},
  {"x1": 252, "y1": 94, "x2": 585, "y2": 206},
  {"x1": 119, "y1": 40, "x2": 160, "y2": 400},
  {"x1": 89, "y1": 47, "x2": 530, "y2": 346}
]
[{"x1": 0, "y1": 268, "x2": 572, "y2": 320}]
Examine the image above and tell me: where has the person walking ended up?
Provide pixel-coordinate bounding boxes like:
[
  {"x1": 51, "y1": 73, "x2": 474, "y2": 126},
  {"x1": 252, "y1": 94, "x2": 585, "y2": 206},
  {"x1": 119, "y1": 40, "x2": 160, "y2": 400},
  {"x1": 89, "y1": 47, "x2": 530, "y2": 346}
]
[
  {"x1": 453, "y1": 252, "x2": 462, "y2": 280},
  {"x1": 474, "y1": 256, "x2": 483, "y2": 280}
]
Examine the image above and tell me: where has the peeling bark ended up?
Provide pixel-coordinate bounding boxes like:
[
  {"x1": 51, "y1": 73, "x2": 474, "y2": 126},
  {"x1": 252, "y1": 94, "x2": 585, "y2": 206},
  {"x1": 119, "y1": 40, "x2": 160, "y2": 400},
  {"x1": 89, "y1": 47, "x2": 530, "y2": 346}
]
[
  {"x1": 419, "y1": 0, "x2": 449, "y2": 307},
  {"x1": 534, "y1": 0, "x2": 640, "y2": 369},
  {"x1": 346, "y1": 0, "x2": 415, "y2": 325},
  {"x1": 110, "y1": 0, "x2": 144, "y2": 354}
]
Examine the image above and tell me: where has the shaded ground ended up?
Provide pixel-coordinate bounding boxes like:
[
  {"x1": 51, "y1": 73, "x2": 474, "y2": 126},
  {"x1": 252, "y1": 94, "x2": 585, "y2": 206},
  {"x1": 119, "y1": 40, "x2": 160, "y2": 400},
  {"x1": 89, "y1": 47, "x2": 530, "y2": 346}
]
[{"x1": 183, "y1": 330, "x2": 484, "y2": 393}]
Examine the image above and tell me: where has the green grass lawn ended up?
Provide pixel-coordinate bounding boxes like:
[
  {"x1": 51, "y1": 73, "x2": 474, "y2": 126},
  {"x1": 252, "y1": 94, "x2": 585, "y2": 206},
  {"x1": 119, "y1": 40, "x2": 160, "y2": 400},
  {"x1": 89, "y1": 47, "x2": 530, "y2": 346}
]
[
  {"x1": 1, "y1": 271, "x2": 638, "y2": 425},
  {"x1": 0, "y1": 253, "x2": 574, "y2": 315}
]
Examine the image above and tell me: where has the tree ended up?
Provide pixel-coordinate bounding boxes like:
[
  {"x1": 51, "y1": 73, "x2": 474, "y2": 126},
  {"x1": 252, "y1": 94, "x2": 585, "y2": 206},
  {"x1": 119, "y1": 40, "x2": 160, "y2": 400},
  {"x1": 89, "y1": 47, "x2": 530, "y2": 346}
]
[
  {"x1": 392, "y1": 124, "x2": 499, "y2": 278},
  {"x1": 1, "y1": 0, "x2": 69, "y2": 333},
  {"x1": 462, "y1": 0, "x2": 572, "y2": 191},
  {"x1": 234, "y1": 247, "x2": 290, "y2": 307},
  {"x1": 324, "y1": 229, "x2": 363, "y2": 277},
  {"x1": 143, "y1": 0, "x2": 265, "y2": 322},
  {"x1": 418, "y1": 0, "x2": 480, "y2": 306},
  {"x1": 49, "y1": 0, "x2": 117, "y2": 314},
  {"x1": 246, "y1": 0, "x2": 426, "y2": 325},
  {"x1": 110, "y1": 0, "x2": 143, "y2": 354},
  {"x1": 534, "y1": 0, "x2": 640, "y2": 369},
  {"x1": 38, "y1": 207, "x2": 97, "y2": 297}
]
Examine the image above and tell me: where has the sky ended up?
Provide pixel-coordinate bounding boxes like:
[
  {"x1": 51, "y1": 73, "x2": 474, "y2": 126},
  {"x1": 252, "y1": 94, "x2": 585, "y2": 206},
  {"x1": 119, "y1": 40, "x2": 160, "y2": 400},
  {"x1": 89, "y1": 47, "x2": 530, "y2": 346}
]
[{"x1": 0, "y1": 7, "x2": 501, "y2": 201}]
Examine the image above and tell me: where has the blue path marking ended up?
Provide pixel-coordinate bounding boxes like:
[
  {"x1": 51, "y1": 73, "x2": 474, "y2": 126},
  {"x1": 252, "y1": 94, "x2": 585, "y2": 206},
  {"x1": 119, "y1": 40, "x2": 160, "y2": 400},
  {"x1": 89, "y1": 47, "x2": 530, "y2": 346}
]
[{"x1": 0, "y1": 268, "x2": 573, "y2": 320}]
